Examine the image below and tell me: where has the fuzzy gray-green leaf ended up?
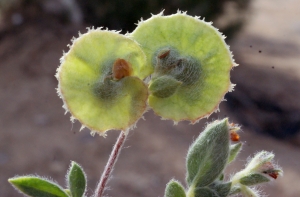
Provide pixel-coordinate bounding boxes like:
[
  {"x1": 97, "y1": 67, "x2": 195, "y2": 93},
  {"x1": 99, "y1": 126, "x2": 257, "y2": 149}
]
[
  {"x1": 186, "y1": 119, "x2": 230, "y2": 187},
  {"x1": 239, "y1": 173, "x2": 270, "y2": 186},
  {"x1": 8, "y1": 176, "x2": 69, "y2": 197},
  {"x1": 67, "y1": 161, "x2": 87, "y2": 197},
  {"x1": 164, "y1": 179, "x2": 186, "y2": 197},
  {"x1": 228, "y1": 142, "x2": 242, "y2": 163},
  {"x1": 194, "y1": 187, "x2": 219, "y2": 197},
  {"x1": 209, "y1": 182, "x2": 232, "y2": 197}
]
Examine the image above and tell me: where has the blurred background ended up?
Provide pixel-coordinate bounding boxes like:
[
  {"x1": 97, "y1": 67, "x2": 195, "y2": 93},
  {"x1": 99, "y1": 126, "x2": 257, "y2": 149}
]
[{"x1": 1, "y1": 0, "x2": 300, "y2": 196}]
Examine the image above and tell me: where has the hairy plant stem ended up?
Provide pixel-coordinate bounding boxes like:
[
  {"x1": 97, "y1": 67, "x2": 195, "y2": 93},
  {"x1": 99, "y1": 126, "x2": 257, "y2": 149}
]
[
  {"x1": 93, "y1": 131, "x2": 127, "y2": 197},
  {"x1": 186, "y1": 184, "x2": 195, "y2": 197}
]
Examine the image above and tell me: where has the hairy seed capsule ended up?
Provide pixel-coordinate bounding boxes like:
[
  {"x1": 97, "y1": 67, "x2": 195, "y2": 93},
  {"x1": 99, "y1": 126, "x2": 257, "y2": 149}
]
[
  {"x1": 131, "y1": 12, "x2": 235, "y2": 122},
  {"x1": 57, "y1": 29, "x2": 149, "y2": 134}
]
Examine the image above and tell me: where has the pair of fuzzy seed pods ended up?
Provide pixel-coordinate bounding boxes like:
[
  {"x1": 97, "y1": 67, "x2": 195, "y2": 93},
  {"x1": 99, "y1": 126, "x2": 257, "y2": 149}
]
[{"x1": 56, "y1": 11, "x2": 237, "y2": 135}]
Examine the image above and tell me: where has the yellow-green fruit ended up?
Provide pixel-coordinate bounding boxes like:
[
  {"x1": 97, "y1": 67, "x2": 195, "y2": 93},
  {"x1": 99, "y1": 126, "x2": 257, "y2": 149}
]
[
  {"x1": 56, "y1": 28, "x2": 150, "y2": 135},
  {"x1": 130, "y1": 11, "x2": 237, "y2": 123}
]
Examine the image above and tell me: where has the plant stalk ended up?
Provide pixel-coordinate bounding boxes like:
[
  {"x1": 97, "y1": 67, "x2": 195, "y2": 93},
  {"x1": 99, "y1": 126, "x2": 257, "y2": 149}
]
[{"x1": 93, "y1": 131, "x2": 127, "y2": 197}]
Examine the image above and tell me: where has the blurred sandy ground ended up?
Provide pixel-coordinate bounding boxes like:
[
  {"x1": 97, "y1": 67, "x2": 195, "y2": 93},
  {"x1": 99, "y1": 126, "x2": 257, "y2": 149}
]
[{"x1": 1, "y1": 0, "x2": 300, "y2": 196}]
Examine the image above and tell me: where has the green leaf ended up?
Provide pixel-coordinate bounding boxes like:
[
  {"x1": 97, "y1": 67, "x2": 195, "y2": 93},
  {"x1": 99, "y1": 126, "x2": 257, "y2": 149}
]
[
  {"x1": 194, "y1": 187, "x2": 219, "y2": 197},
  {"x1": 165, "y1": 179, "x2": 186, "y2": 197},
  {"x1": 186, "y1": 119, "x2": 230, "y2": 187},
  {"x1": 228, "y1": 142, "x2": 242, "y2": 163},
  {"x1": 209, "y1": 182, "x2": 231, "y2": 197},
  {"x1": 67, "y1": 161, "x2": 87, "y2": 197},
  {"x1": 239, "y1": 173, "x2": 270, "y2": 186},
  {"x1": 8, "y1": 176, "x2": 69, "y2": 197}
]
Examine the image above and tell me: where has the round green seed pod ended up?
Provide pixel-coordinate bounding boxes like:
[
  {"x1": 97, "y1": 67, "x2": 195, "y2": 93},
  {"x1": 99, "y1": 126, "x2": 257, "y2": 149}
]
[
  {"x1": 130, "y1": 11, "x2": 237, "y2": 123},
  {"x1": 56, "y1": 28, "x2": 150, "y2": 135}
]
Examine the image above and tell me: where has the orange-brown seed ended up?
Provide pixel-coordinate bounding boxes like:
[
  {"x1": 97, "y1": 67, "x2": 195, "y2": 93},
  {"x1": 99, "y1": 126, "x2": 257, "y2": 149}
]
[
  {"x1": 268, "y1": 172, "x2": 278, "y2": 179},
  {"x1": 230, "y1": 131, "x2": 240, "y2": 141},
  {"x1": 113, "y1": 58, "x2": 132, "y2": 80}
]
